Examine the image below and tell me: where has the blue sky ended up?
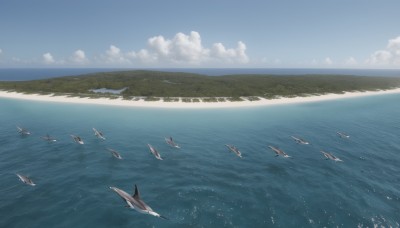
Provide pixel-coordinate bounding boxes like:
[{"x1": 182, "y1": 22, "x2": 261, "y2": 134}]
[{"x1": 0, "y1": 0, "x2": 400, "y2": 68}]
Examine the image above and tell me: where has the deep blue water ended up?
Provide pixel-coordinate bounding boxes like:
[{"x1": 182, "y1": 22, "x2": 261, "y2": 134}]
[
  {"x1": 0, "y1": 68, "x2": 400, "y2": 81},
  {"x1": 1, "y1": 94, "x2": 400, "y2": 227}
]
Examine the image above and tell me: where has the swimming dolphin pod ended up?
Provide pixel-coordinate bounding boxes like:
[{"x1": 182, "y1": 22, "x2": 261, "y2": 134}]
[
  {"x1": 16, "y1": 173, "x2": 36, "y2": 186},
  {"x1": 109, "y1": 185, "x2": 168, "y2": 220}
]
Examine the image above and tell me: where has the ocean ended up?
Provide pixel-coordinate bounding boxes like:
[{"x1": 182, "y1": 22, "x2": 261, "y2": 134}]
[{"x1": 1, "y1": 93, "x2": 400, "y2": 227}]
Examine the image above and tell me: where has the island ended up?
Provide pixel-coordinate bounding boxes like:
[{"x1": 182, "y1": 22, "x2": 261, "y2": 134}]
[{"x1": 0, "y1": 70, "x2": 400, "y2": 108}]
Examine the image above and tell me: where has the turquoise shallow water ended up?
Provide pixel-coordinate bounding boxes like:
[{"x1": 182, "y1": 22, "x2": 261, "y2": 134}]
[{"x1": 1, "y1": 94, "x2": 400, "y2": 227}]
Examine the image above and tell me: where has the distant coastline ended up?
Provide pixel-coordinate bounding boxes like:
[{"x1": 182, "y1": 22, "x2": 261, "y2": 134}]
[
  {"x1": 1, "y1": 70, "x2": 400, "y2": 108},
  {"x1": 1, "y1": 70, "x2": 400, "y2": 98},
  {"x1": 1, "y1": 68, "x2": 400, "y2": 81},
  {"x1": 1, "y1": 88, "x2": 400, "y2": 109}
]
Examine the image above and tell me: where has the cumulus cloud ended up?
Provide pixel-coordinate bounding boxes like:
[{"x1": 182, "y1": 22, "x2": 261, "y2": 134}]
[
  {"x1": 324, "y1": 57, "x2": 333, "y2": 65},
  {"x1": 31, "y1": 32, "x2": 249, "y2": 67},
  {"x1": 345, "y1": 57, "x2": 357, "y2": 65},
  {"x1": 135, "y1": 49, "x2": 157, "y2": 63},
  {"x1": 169, "y1": 31, "x2": 209, "y2": 63},
  {"x1": 103, "y1": 45, "x2": 132, "y2": 64},
  {"x1": 211, "y1": 41, "x2": 249, "y2": 63},
  {"x1": 138, "y1": 31, "x2": 208, "y2": 64},
  {"x1": 387, "y1": 36, "x2": 400, "y2": 52},
  {"x1": 70, "y1": 49, "x2": 88, "y2": 64},
  {"x1": 148, "y1": 35, "x2": 171, "y2": 57},
  {"x1": 366, "y1": 35, "x2": 400, "y2": 66},
  {"x1": 135, "y1": 31, "x2": 249, "y2": 65},
  {"x1": 43, "y1": 52, "x2": 55, "y2": 64}
]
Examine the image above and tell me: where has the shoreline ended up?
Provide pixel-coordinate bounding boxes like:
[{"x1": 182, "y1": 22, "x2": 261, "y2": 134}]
[{"x1": 1, "y1": 89, "x2": 400, "y2": 108}]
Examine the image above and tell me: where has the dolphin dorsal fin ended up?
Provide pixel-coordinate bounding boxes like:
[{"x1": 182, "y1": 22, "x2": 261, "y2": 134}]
[{"x1": 133, "y1": 184, "x2": 140, "y2": 199}]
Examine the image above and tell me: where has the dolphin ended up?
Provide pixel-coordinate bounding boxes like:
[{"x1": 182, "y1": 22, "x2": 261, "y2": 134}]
[
  {"x1": 109, "y1": 185, "x2": 168, "y2": 220},
  {"x1": 71, "y1": 135, "x2": 84, "y2": 144},
  {"x1": 17, "y1": 126, "x2": 31, "y2": 136},
  {"x1": 291, "y1": 136, "x2": 309, "y2": 145},
  {"x1": 165, "y1": 136, "x2": 180, "y2": 149},
  {"x1": 16, "y1": 173, "x2": 36, "y2": 186},
  {"x1": 225, "y1": 144, "x2": 242, "y2": 158},
  {"x1": 41, "y1": 134, "x2": 57, "y2": 142},
  {"x1": 268, "y1": 145, "x2": 291, "y2": 158},
  {"x1": 321, "y1": 150, "x2": 343, "y2": 162},
  {"x1": 147, "y1": 144, "x2": 163, "y2": 160},
  {"x1": 93, "y1": 128, "x2": 106, "y2": 140},
  {"x1": 107, "y1": 148, "x2": 122, "y2": 159},
  {"x1": 337, "y1": 132, "x2": 350, "y2": 139}
]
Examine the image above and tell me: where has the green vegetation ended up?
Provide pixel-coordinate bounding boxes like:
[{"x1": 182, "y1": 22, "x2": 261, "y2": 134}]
[
  {"x1": 227, "y1": 97, "x2": 244, "y2": 102},
  {"x1": 0, "y1": 70, "x2": 399, "y2": 99},
  {"x1": 163, "y1": 97, "x2": 180, "y2": 102},
  {"x1": 202, "y1": 97, "x2": 218, "y2": 102},
  {"x1": 144, "y1": 96, "x2": 161, "y2": 101},
  {"x1": 247, "y1": 96, "x2": 261, "y2": 101},
  {"x1": 182, "y1": 98, "x2": 192, "y2": 103}
]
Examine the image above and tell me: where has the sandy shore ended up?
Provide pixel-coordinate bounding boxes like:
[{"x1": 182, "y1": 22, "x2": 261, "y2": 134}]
[{"x1": 1, "y1": 89, "x2": 400, "y2": 109}]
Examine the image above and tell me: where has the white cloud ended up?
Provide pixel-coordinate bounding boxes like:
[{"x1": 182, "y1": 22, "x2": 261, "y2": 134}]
[
  {"x1": 4, "y1": 31, "x2": 249, "y2": 67},
  {"x1": 141, "y1": 31, "x2": 209, "y2": 64},
  {"x1": 70, "y1": 49, "x2": 88, "y2": 64},
  {"x1": 387, "y1": 36, "x2": 400, "y2": 51},
  {"x1": 134, "y1": 31, "x2": 249, "y2": 65},
  {"x1": 135, "y1": 49, "x2": 157, "y2": 63},
  {"x1": 0, "y1": 49, "x2": 2, "y2": 54},
  {"x1": 103, "y1": 45, "x2": 132, "y2": 64},
  {"x1": 169, "y1": 31, "x2": 209, "y2": 63},
  {"x1": 107, "y1": 45, "x2": 121, "y2": 58},
  {"x1": 95, "y1": 31, "x2": 249, "y2": 66},
  {"x1": 345, "y1": 57, "x2": 357, "y2": 65},
  {"x1": 43, "y1": 52, "x2": 55, "y2": 64},
  {"x1": 324, "y1": 57, "x2": 333, "y2": 65},
  {"x1": 366, "y1": 35, "x2": 400, "y2": 66},
  {"x1": 211, "y1": 41, "x2": 249, "y2": 64},
  {"x1": 367, "y1": 50, "x2": 392, "y2": 65},
  {"x1": 148, "y1": 35, "x2": 171, "y2": 57}
]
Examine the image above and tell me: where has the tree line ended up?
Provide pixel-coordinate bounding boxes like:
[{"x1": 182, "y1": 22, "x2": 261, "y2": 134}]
[{"x1": 0, "y1": 70, "x2": 399, "y2": 99}]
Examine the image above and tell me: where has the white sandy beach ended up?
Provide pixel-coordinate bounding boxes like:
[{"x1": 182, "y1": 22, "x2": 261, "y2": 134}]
[{"x1": 1, "y1": 89, "x2": 400, "y2": 109}]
